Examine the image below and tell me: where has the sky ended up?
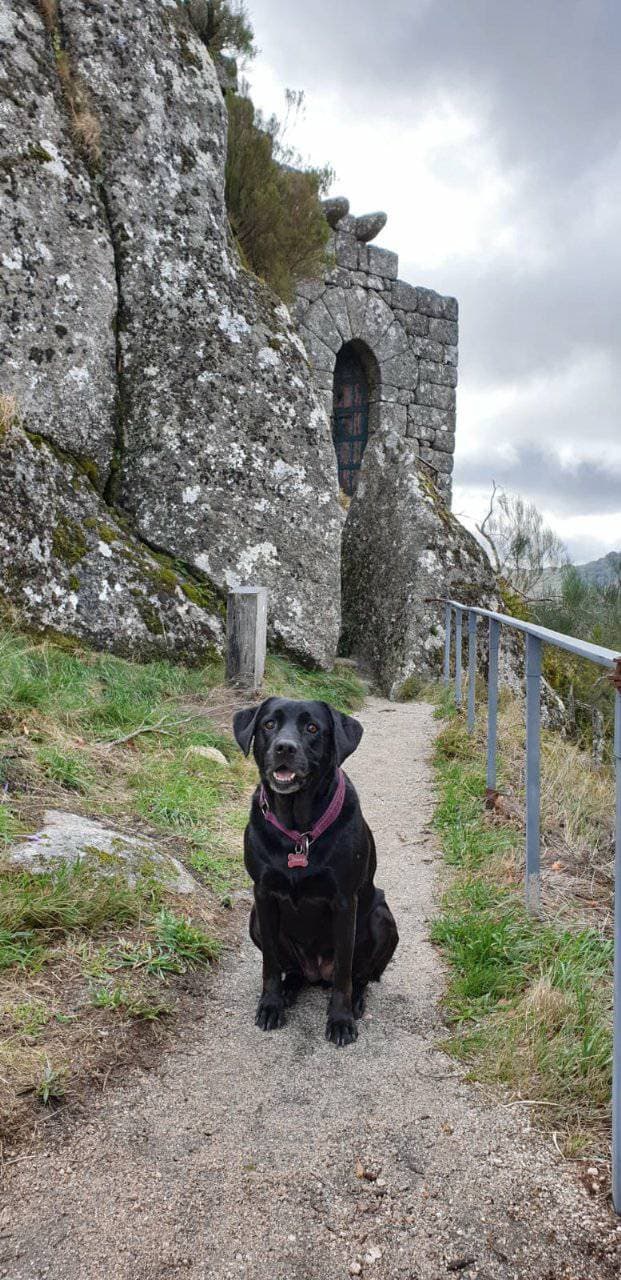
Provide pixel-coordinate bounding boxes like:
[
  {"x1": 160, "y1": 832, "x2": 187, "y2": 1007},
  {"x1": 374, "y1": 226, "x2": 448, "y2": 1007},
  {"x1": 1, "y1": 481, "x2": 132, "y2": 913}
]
[{"x1": 245, "y1": 0, "x2": 620, "y2": 563}]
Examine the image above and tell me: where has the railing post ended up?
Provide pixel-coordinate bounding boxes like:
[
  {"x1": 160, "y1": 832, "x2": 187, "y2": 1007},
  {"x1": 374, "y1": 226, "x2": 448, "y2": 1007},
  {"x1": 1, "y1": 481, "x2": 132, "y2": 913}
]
[
  {"x1": 486, "y1": 618, "x2": 500, "y2": 793},
  {"x1": 467, "y1": 612, "x2": 477, "y2": 733},
  {"x1": 525, "y1": 633, "x2": 542, "y2": 914},
  {"x1": 443, "y1": 602, "x2": 452, "y2": 686},
  {"x1": 612, "y1": 688, "x2": 621, "y2": 1212},
  {"x1": 454, "y1": 608, "x2": 463, "y2": 708}
]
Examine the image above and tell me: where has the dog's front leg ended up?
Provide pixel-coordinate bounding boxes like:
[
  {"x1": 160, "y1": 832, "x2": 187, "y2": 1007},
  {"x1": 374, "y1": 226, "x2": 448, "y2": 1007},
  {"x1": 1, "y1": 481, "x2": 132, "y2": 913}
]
[
  {"x1": 326, "y1": 894, "x2": 358, "y2": 1047},
  {"x1": 253, "y1": 889, "x2": 285, "y2": 1031}
]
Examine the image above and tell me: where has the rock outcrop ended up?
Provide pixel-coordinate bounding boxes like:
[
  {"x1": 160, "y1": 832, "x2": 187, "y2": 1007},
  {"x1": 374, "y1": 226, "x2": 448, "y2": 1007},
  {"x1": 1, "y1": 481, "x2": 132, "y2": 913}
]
[
  {"x1": 342, "y1": 435, "x2": 500, "y2": 697},
  {"x1": 0, "y1": 415, "x2": 223, "y2": 661},
  {"x1": 0, "y1": 1, "x2": 116, "y2": 479},
  {"x1": 0, "y1": 0, "x2": 341, "y2": 666}
]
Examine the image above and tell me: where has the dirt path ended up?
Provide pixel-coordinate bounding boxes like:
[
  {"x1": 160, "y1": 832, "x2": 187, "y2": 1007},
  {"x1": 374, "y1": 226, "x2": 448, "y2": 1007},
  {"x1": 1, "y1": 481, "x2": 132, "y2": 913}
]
[{"x1": 2, "y1": 699, "x2": 619, "y2": 1280}]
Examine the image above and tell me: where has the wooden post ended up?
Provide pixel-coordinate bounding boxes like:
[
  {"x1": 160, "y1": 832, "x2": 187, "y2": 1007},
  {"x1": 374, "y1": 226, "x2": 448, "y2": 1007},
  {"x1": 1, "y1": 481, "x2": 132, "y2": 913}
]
[{"x1": 226, "y1": 587, "x2": 267, "y2": 691}]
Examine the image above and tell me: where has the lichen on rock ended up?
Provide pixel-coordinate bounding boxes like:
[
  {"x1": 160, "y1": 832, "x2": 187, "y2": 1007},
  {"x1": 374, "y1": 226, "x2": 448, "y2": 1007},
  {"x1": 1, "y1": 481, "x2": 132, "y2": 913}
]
[{"x1": 0, "y1": 419, "x2": 222, "y2": 662}]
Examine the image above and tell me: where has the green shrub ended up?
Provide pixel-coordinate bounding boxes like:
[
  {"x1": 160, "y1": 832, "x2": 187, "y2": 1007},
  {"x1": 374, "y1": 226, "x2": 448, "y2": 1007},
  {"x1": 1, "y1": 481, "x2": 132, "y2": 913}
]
[
  {"x1": 185, "y1": 0, "x2": 255, "y2": 62},
  {"x1": 225, "y1": 89, "x2": 332, "y2": 302}
]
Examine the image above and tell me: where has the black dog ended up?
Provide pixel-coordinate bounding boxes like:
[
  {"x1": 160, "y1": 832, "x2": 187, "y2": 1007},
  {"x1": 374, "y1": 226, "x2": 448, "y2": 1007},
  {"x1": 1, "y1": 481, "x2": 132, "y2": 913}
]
[{"x1": 233, "y1": 697, "x2": 398, "y2": 1047}]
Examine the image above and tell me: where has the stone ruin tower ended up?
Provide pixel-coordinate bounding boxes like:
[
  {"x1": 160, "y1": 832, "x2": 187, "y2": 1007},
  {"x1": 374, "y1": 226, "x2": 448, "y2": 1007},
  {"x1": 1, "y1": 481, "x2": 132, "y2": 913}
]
[{"x1": 292, "y1": 198, "x2": 457, "y2": 505}]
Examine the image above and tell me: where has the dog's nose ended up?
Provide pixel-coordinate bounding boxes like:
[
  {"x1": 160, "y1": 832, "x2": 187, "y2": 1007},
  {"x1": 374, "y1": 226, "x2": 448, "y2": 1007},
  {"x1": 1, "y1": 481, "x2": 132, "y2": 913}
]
[{"x1": 274, "y1": 738, "x2": 297, "y2": 758}]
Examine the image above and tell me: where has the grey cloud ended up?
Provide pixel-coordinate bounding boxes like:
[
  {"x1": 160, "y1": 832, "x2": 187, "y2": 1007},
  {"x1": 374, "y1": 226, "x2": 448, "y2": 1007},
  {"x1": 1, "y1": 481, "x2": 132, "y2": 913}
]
[{"x1": 455, "y1": 445, "x2": 621, "y2": 516}]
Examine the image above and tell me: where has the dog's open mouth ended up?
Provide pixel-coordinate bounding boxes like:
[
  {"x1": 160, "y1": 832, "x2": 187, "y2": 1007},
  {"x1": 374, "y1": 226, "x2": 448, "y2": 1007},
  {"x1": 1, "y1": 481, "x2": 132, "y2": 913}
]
[{"x1": 270, "y1": 767, "x2": 302, "y2": 792}]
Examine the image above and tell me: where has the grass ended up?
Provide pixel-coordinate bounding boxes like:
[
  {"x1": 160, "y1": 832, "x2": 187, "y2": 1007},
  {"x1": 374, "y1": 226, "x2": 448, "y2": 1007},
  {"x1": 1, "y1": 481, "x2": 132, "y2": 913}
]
[
  {"x1": 429, "y1": 700, "x2": 614, "y2": 1151},
  {"x1": 0, "y1": 626, "x2": 365, "y2": 1141}
]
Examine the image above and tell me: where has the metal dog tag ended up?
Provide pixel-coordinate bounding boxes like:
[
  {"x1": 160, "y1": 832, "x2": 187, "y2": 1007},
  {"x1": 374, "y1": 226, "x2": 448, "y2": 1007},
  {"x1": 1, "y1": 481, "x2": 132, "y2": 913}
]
[{"x1": 288, "y1": 836, "x2": 309, "y2": 869}]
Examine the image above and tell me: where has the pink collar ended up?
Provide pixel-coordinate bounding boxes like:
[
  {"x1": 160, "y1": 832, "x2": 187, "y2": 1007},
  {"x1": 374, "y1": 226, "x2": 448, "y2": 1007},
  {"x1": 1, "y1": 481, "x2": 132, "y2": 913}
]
[{"x1": 258, "y1": 769, "x2": 346, "y2": 869}]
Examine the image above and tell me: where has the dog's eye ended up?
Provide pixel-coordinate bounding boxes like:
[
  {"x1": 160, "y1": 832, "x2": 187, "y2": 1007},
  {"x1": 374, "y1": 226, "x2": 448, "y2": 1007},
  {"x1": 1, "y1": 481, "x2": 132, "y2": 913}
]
[
  {"x1": 307, "y1": 723, "x2": 319, "y2": 735},
  {"x1": 263, "y1": 719, "x2": 275, "y2": 731}
]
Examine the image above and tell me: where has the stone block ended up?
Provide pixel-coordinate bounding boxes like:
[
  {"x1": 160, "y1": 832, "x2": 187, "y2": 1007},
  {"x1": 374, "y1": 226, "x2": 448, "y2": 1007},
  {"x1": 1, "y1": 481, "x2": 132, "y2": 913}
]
[
  {"x1": 404, "y1": 313, "x2": 429, "y2": 337},
  {"x1": 344, "y1": 285, "x2": 369, "y2": 339},
  {"x1": 367, "y1": 245, "x2": 399, "y2": 279},
  {"x1": 303, "y1": 297, "x2": 343, "y2": 353},
  {"x1": 415, "y1": 288, "x2": 458, "y2": 319},
  {"x1": 434, "y1": 430, "x2": 456, "y2": 454},
  {"x1": 366, "y1": 275, "x2": 384, "y2": 290},
  {"x1": 419, "y1": 360, "x2": 458, "y2": 387},
  {"x1": 415, "y1": 383, "x2": 456, "y2": 410},
  {"x1": 410, "y1": 338, "x2": 445, "y2": 362},
  {"x1": 378, "y1": 403, "x2": 407, "y2": 436},
  {"x1": 295, "y1": 279, "x2": 325, "y2": 303},
  {"x1": 428, "y1": 318, "x2": 458, "y2": 345},
  {"x1": 380, "y1": 351, "x2": 418, "y2": 390},
  {"x1": 373, "y1": 320, "x2": 410, "y2": 363},
  {"x1": 365, "y1": 292, "x2": 396, "y2": 343},
  {"x1": 444, "y1": 345, "x2": 459, "y2": 366},
  {"x1": 323, "y1": 287, "x2": 353, "y2": 344},
  {"x1": 391, "y1": 280, "x2": 419, "y2": 311},
  {"x1": 406, "y1": 419, "x2": 435, "y2": 443},
  {"x1": 351, "y1": 271, "x2": 369, "y2": 286},
  {"x1": 407, "y1": 404, "x2": 454, "y2": 433},
  {"x1": 334, "y1": 232, "x2": 359, "y2": 271}
]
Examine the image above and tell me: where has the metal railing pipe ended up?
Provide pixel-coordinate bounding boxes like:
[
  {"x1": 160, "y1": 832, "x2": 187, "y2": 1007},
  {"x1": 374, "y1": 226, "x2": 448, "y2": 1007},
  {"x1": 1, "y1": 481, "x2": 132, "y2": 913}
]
[
  {"x1": 443, "y1": 602, "x2": 452, "y2": 686},
  {"x1": 467, "y1": 612, "x2": 477, "y2": 733},
  {"x1": 486, "y1": 617, "x2": 500, "y2": 793},
  {"x1": 525, "y1": 633, "x2": 542, "y2": 914},
  {"x1": 454, "y1": 608, "x2": 463, "y2": 708}
]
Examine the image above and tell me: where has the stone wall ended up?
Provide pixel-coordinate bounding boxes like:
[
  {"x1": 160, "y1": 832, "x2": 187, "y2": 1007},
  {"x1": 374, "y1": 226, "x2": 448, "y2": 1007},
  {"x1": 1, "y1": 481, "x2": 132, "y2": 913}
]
[{"x1": 293, "y1": 208, "x2": 457, "y2": 503}]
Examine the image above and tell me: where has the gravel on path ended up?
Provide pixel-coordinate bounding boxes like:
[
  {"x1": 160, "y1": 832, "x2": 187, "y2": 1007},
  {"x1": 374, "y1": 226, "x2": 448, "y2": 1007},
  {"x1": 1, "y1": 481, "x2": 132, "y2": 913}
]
[{"x1": 1, "y1": 698, "x2": 619, "y2": 1280}]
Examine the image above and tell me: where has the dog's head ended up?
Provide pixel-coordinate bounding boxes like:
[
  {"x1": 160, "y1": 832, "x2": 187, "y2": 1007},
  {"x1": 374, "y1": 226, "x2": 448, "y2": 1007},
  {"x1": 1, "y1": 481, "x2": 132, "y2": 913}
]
[{"x1": 233, "y1": 698, "x2": 363, "y2": 795}]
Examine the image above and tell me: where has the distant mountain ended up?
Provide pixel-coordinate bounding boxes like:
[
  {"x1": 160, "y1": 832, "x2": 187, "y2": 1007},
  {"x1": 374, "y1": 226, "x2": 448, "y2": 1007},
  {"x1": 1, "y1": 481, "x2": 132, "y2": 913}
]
[
  {"x1": 574, "y1": 550, "x2": 621, "y2": 587},
  {"x1": 534, "y1": 550, "x2": 621, "y2": 597}
]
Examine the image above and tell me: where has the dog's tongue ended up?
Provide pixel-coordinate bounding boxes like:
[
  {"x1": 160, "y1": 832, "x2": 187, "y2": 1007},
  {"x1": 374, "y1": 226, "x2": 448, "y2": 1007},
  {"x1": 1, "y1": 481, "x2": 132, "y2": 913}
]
[{"x1": 274, "y1": 767, "x2": 296, "y2": 783}]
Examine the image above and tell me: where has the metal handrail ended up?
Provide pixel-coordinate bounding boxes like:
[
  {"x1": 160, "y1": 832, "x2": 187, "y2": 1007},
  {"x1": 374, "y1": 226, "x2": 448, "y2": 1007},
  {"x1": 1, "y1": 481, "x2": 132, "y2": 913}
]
[{"x1": 441, "y1": 598, "x2": 621, "y2": 1212}]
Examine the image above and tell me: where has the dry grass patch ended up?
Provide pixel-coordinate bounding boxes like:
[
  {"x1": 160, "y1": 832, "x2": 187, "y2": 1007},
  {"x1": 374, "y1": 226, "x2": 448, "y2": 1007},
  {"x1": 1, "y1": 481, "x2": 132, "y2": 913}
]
[{"x1": 429, "y1": 699, "x2": 615, "y2": 1156}]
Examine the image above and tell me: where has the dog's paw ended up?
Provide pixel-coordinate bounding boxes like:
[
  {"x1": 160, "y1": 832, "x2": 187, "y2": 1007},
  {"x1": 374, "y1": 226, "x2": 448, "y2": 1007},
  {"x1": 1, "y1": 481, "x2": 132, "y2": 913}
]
[
  {"x1": 325, "y1": 1010, "x2": 358, "y2": 1047},
  {"x1": 255, "y1": 993, "x2": 285, "y2": 1032}
]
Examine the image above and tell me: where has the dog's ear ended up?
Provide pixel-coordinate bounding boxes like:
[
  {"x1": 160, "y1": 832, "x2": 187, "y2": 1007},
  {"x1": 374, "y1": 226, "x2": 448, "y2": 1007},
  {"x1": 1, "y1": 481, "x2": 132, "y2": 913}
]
[
  {"x1": 233, "y1": 702, "x2": 267, "y2": 756},
  {"x1": 322, "y1": 704, "x2": 363, "y2": 765}
]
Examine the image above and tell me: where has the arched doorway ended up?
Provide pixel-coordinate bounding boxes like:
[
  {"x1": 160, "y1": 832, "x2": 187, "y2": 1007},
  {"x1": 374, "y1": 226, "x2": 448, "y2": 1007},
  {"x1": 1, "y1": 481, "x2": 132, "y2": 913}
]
[{"x1": 332, "y1": 342, "x2": 371, "y2": 497}]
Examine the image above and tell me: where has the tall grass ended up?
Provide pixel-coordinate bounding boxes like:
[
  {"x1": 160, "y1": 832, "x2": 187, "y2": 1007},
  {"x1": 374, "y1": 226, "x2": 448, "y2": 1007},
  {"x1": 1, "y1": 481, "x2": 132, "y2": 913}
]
[{"x1": 431, "y1": 712, "x2": 613, "y2": 1148}]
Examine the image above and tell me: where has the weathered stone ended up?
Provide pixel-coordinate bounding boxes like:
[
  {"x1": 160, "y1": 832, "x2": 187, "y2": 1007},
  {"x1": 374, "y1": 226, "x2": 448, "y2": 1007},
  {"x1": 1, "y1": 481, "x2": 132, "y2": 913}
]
[
  {"x1": 303, "y1": 297, "x2": 343, "y2": 353},
  {"x1": 295, "y1": 279, "x2": 326, "y2": 303},
  {"x1": 323, "y1": 288, "x2": 353, "y2": 344},
  {"x1": 185, "y1": 746, "x2": 229, "y2": 767},
  {"x1": 428, "y1": 318, "x2": 459, "y2": 345},
  {"x1": 376, "y1": 403, "x2": 408, "y2": 437},
  {"x1": 0, "y1": 421, "x2": 223, "y2": 660},
  {"x1": 364, "y1": 292, "x2": 397, "y2": 344},
  {"x1": 379, "y1": 352, "x2": 418, "y2": 390},
  {"x1": 9, "y1": 811, "x2": 199, "y2": 894},
  {"x1": 334, "y1": 232, "x2": 359, "y2": 271},
  {"x1": 354, "y1": 212, "x2": 387, "y2": 242},
  {"x1": 444, "y1": 345, "x2": 459, "y2": 366},
  {"x1": 433, "y1": 430, "x2": 456, "y2": 454},
  {"x1": 415, "y1": 288, "x2": 458, "y2": 320},
  {"x1": 1, "y1": 0, "x2": 342, "y2": 668},
  {"x1": 391, "y1": 281, "x2": 419, "y2": 312},
  {"x1": 344, "y1": 286, "x2": 369, "y2": 339},
  {"x1": 410, "y1": 338, "x2": 446, "y2": 362},
  {"x1": 322, "y1": 196, "x2": 350, "y2": 229},
  {"x1": 367, "y1": 246, "x2": 398, "y2": 279},
  {"x1": 372, "y1": 321, "x2": 410, "y2": 364},
  {"x1": 342, "y1": 437, "x2": 499, "y2": 696},
  {"x1": 404, "y1": 313, "x2": 429, "y2": 338},
  {"x1": 0, "y1": 1, "x2": 116, "y2": 480},
  {"x1": 366, "y1": 275, "x2": 384, "y2": 290},
  {"x1": 415, "y1": 383, "x2": 456, "y2": 410},
  {"x1": 419, "y1": 360, "x2": 458, "y2": 387},
  {"x1": 301, "y1": 325, "x2": 338, "y2": 374},
  {"x1": 408, "y1": 404, "x2": 455, "y2": 433}
]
